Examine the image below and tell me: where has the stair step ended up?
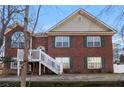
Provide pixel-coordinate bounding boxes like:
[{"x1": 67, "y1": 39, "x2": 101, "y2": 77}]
[{"x1": 17, "y1": 49, "x2": 63, "y2": 75}]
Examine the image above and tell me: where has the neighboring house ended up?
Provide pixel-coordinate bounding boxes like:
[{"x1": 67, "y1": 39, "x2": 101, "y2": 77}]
[
  {"x1": 113, "y1": 43, "x2": 124, "y2": 63},
  {"x1": 113, "y1": 43, "x2": 122, "y2": 63},
  {"x1": 2, "y1": 8, "x2": 115, "y2": 75}
]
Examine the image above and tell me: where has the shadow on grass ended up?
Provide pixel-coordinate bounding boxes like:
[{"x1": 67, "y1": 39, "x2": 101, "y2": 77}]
[{"x1": 1, "y1": 81, "x2": 124, "y2": 87}]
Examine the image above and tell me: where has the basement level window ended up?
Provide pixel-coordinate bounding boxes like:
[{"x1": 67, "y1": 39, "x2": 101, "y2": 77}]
[
  {"x1": 87, "y1": 57, "x2": 102, "y2": 69},
  {"x1": 10, "y1": 58, "x2": 17, "y2": 69},
  {"x1": 55, "y1": 57, "x2": 70, "y2": 69},
  {"x1": 10, "y1": 58, "x2": 22, "y2": 69}
]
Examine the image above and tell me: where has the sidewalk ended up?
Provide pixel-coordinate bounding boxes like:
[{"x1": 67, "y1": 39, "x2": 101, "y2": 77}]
[{"x1": 0, "y1": 74, "x2": 124, "y2": 82}]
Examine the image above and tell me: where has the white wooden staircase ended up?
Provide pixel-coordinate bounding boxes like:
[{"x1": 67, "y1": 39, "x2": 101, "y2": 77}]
[{"x1": 17, "y1": 49, "x2": 63, "y2": 75}]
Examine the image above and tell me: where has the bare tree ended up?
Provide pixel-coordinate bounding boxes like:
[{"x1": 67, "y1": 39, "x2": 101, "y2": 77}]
[
  {"x1": 94, "y1": 6, "x2": 124, "y2": 46},
  {"x1": 0, "y1": 5, "x2": 25, "y2": 47},
  {"x1": 92, "y1": 6, "x2": 124, "y2": 65},
  {"x1": 20, "y1": 5, "x2": 41, "y2": 87},
  {"x1": 20, "y1": 5, "x2": 29, "y2": 87}
]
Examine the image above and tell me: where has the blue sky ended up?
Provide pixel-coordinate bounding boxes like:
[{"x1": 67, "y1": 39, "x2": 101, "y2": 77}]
[
  {"x1": 28, "y1": 5, "x2": 124, "y2": 46},
  {"x1": 29, "y1": 5, "x2": 124, "y2": 32}
]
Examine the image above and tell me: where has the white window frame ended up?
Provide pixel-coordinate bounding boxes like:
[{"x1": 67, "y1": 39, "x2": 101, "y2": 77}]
[
  {"x1": 10, "y1": 58, "x2": 17, "y2": 69},
  {"x1": 10, "y1": 61, "x2": 17, "y2": 69},
  {"x1": 10, "y1": 58, "x2": 22, "y2": 69},
  {"x1": 55, "y1": 57, "x2": 70, "y2": 69},
  {"x1": 87, "y1": 57, "x2": 102, "y2": 69},
  {"x1": 55, "y1": 36, "x2": 70, "y2": 48},
  {"x1": 87, "y1": 36, "x2": 101, "y2": 47}
]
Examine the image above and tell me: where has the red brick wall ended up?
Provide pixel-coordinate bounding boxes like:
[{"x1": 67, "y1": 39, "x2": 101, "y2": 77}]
[
  {"x1": 5, "y1": 26, "x2": 47, "y2": 57},
  {"x1": 32, "y1": 37, "x2": 48, "y2": 52},
  {"x1": 47, "y1": 35, "x2": 113, "y2": 73},
  {"x1": 5, "y1": 26, "x2": 24, "y2": 57},
  {"x1": 4, "y1": 26, "x2": 32, "y2": 75},
  {"x1": 5, "y1": 26, "x2": 113, "y2": 74}
]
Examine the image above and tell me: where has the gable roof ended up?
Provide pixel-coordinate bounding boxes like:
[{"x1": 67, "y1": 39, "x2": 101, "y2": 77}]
[
  {"x1": 4, "y1": 23, "x2": 21, "y2": 35},
  {"x1": 4, "y1": 23, "x2": 33, "y2": 35},
  {"x1": 47, "y1": 8, "x2": 115, "y2": 35}
]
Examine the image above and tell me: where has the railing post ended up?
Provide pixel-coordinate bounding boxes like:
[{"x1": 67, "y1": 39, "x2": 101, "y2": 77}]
[
  {"x1": 39, "y1": 49, "x2": 41, "y2": 61},
  {"x1": 37, "y1": 49, "x2": 63, "y2": 75},
  {"x1": 43, "y1": 66, "x2": 45, "y2": 74},
  {"x1": 60, "y1": 62, "x2": 63, "y2": 75},
  {"x1": 17, "y1": 49, "x2": 19, "y2": 59},
  {"x1": 17, "y1": 61, "x2": 20, "y2": 76},
  {"x1": 29, "y1": 49, "x2": 32, "y2": 61},
  {"x1": 17, "y1": 49, "x2": 20, "y2": 76},
  {"x1": 39, "y1": 62, "x2": 41, "y2": 76}
]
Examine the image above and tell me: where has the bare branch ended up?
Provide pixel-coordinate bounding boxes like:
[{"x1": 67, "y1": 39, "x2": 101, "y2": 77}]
[
  {"x1": 32, "y1": 5, "x2": 41, "y2": 33},
  {"x1": 0, "y1": 5, "x2": 25, "y2": 47}
]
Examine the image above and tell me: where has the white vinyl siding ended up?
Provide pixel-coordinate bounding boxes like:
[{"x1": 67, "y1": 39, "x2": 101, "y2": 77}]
[
  {"x1": 87, "y1": 36, "x2": 101, "y2": 47},
  {"x1": 87, "y1": 57, "x2": 102, "y2": 69},
  {"x1": 55, "y1": 57, "x2": 70, "y2": 69},
  {"x1": 55, "y1": 36, "x2": 70, "y2": 47}
]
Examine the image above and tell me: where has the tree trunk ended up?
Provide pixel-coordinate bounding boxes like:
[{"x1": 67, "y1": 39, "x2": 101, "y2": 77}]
[
  {"x1": 0, "y1": 23, "x2": 6, "y2": 47},
  {"x1": 20, "y1": 5, "x2": 29, "y2": 87}
]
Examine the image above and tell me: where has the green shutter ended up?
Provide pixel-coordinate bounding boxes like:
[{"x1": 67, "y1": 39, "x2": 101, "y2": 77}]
[
  {"x1": 101, "y1": 36, "x2": 105, "y2": 47},
  {"x1": 52, "y1": 36, "x2": 55, "y2": 48},
  {"x1": 83, "y1": 56, "x2": 87, "y2": 69},
  {"x1": 83, "y1": 36, "x2": 87, "y2": 47},
  {"x1": 102, "y1": 57, "x2": 106, "y2": 69},
  {"x1": 70, "y1": 36, "x2": 72, "y2": 48},
  {"x1": 70, "y1": 57, "x2": 74, "y2": 72}
]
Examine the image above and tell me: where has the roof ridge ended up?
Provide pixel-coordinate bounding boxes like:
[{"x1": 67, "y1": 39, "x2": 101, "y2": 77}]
[{"x1": 47, "y1": 8, "x2": 116, "y2": 33}]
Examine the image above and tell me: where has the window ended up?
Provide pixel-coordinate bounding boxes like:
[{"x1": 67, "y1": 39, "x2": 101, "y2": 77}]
[
  {"x1": 87, "y1": 36, "x2": 101, "y2": 47},
  {"x1": 55, "y1": 57, "x2": 70, "y2": 69},
  {"x1": 11, "y1": 32, "x2": 25, "y2": 48},
  {"x1": 55, "y1": 36, "x2": 70, "y2": 47},
  {"x1": 10, "y1": 58, "x2": 17, "y2": 69},
  {"x1": 10, "y1": 58, "x2": 22, "y2": 69},
  {"x1": 37, "y1": 46, "x2": 45, "y2": 52},
  {"x1": 87, "y1": 57, "x2": 102, "y2": 69},
  {"x1": 11, "y1": 61, "x2": 17, "y2": 69}
]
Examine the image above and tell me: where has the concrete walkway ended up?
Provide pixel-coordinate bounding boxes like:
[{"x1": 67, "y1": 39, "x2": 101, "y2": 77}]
[{"x1": 0, "y1": 74, "x2": 124, "y2": 82}]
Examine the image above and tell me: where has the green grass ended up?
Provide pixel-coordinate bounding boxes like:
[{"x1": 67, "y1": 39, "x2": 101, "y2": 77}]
[{"x1": 0, "y1": 81, "x2": 124, "y2": 87}]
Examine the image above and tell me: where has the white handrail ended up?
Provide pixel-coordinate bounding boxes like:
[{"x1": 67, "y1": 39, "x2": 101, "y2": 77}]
[
  {"x1": 17, "y1": 49, "x2": 63, "y2": 74},
  {"x1": 39, "y1": 49, "x2": 63, "y2": 74}
]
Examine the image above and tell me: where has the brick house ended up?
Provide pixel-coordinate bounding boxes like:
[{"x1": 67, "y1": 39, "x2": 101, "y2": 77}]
[{"x1": 1, "y1": 8, "x2": 115, "y2": 75}]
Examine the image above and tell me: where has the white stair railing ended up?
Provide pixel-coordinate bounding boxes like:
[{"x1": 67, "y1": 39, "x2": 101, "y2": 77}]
[
  {"x1": 39, "y1": 50, "x2": 63, "y2": 74},
  {"x1": 17, "y1": 49, "x2": 63, "y2": 75}
]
